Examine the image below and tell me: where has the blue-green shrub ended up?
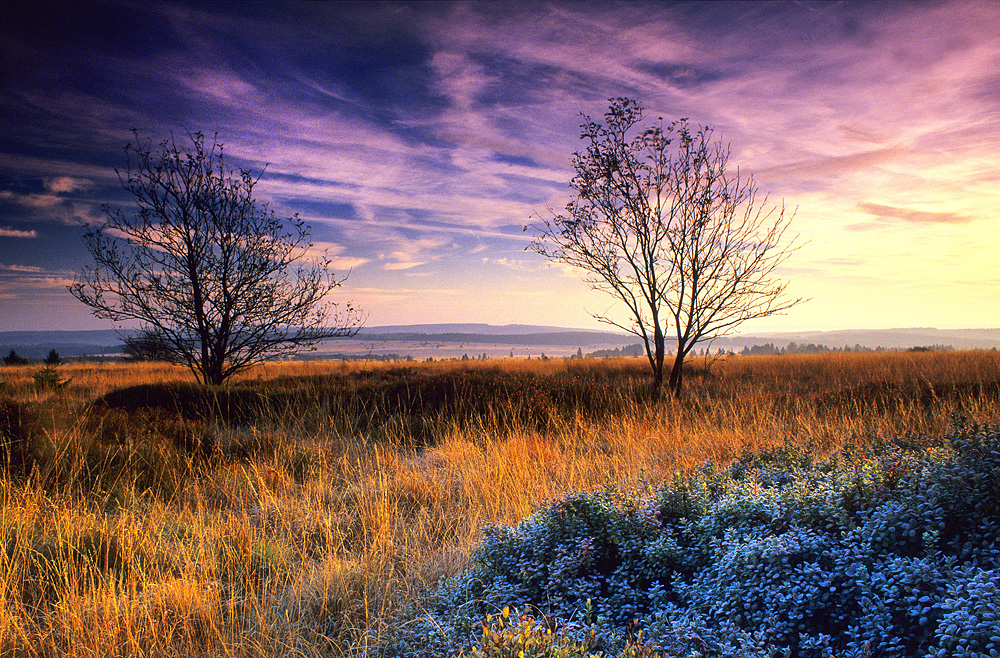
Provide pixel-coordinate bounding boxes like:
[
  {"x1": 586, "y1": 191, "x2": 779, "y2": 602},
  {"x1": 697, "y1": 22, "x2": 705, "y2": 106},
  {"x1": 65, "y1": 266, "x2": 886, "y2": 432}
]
[{"x1": 383, "y1": 420, "x2": 1000, "y2": 658}]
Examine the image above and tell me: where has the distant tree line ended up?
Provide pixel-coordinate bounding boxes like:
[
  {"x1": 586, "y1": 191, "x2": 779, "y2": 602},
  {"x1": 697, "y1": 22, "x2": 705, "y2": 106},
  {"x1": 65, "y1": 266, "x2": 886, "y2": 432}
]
[
  {"x1": 3, "y1": 349, "x2": 63, "y2": 366},
  {"x1": 739, "y1": 342, "x2": 955, "y2": 356},
  {"x1": 587, "y1": 344, "x2": 647, "y2": 358},
  {"x1": 585, "y1": 342, "x2": 959, "y2": 360}
]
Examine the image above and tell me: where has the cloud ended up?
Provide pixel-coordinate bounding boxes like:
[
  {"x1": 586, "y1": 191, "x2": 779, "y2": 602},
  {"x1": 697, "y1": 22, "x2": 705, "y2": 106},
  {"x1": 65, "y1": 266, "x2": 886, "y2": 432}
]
[
  {"x1": 0, "y1": 153, "x2": 112, "y2": 182},
  {"x1": 383, "y1": 261, "x2": 427, "y2": 271},
  {"x1": 0, "y1": 189, "x2": 104, "y2": 227},
  {"x1": 174, "y1": 68, "x2": 259, "y2": 103},
  {"x1": 837, "y1": 124, "x2": 890, "y2": 145},
  {"x1": 0, "y1": 274, "x2": 75, "y2": 292},
  {"x1": 857, "y1": 202, "x2": 973, "y2": 225},
  {"x1": 1, "y1": 263, "x2": 43, "y2": 272},
  {"x1": 815, "y1": 257, "x2": 866, "y2": 268},
  {"x1": 0, "y1": 226, "x2": 37, "y2": 238},
  {"x1": 372, "y1": 241, "x2": 452, "y2": 272},
  {"x1": 0, "y1": 191, "x2": 62, "y2": 209},
  {"x1": 67, "y1": 202, "x2": 106, "y2": 227},
  {"x1": 330, "y1": 256, "x2": 370, "y2": 270},
  {"x1": 480, "y1": 257, "x2": 546, "y2": 272},
  {"x1": 756, "y1": 145, "x2": 909, "y2": 181},
  {"x1": 45, "y1": 177, "x2": 91, "y2": 193},
  {"x1": 302, "y1": 240, "x2": 370, "y2": 270}
]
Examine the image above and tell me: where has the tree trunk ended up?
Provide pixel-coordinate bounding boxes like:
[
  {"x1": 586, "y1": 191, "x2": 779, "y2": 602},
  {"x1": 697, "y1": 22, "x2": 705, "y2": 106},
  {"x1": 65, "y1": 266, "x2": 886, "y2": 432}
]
[
  {"x1": 668, "y1": 350, "x2": 685, "y2": 397},
  {"x1": 205, "y1": 357, "x2": 225, "y2": 386},
  {"x1": 652, "y1": 324, "x2": 665, "y2": 389}
]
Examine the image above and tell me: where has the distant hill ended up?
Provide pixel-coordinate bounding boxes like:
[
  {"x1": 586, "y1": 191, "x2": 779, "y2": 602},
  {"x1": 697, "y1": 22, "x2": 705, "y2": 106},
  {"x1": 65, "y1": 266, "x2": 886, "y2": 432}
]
[
  {"x1": 0, "y1": 330, "x2": 122, "y2": 358},
  {"x1": 3, "y1": 325, "x2": 1000, "y2": 360},
  {"x1": 355, "y1": 323, "x2": 614, "y2": 336},
  {"x1": 0, "y1": 325, "x2": 631, "y2": 359},
  {"x1": 354, "y1": 329, "x2": 629, "y2": 346}
]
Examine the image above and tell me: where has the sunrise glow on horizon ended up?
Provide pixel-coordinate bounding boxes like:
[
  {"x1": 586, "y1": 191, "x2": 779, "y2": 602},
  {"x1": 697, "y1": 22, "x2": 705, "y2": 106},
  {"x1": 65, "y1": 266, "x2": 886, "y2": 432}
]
[{"x1": 1, "y1": 1, "x2": 998, "y2": 334}]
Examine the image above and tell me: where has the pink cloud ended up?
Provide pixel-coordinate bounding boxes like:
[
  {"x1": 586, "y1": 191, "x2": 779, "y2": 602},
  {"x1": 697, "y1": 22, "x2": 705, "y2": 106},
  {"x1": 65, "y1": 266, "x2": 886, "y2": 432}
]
[
  {"x1": 1, "y1": 263, "x2": 43, "y2": 272},
  {"x1": 857, "y1": 202, "x2": 972, "y2": 225},
  {"x1": 0, "y1": 191, "x2": 62, "y2": 209},
  {"x1": 45, "y1": 177, "x2": 91, "y2": 193},
  {"x1": 0, "y1": 226, "x2": 37, "y2": 238},
  {"x1": 756, "y1": 145, "x2": 909, "y2": 181}
]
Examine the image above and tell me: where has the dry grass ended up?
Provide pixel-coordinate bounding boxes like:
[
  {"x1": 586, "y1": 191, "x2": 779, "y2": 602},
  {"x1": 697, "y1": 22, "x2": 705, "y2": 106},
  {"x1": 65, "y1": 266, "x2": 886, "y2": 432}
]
[{"x1": 1, "y1": 350, "x2": 999, "y2": 656}]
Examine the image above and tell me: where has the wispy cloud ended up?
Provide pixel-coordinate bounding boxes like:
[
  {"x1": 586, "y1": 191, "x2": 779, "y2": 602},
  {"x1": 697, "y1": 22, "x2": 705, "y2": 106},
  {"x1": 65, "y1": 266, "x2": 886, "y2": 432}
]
[
  {"x1": 45, "y1": 177, "x2": 91, "y2": 193},
  {"x1": 0, "y1": 191, "x2": 63, "y2": 209},
  {"x1": 756, "y1": 145, "x2": 910, "y2": 182},
  {"x1": 382, "y1": 261, "x2": 427, "y2": 271},
  {"x1": 0, "y1": 226, "x2": 37, "y2": 238},
  {"x1": 856, "y1": 202, "x2": 973, "y2": 226},
  {"x1": 0, "y1": 273, "x2": 75, "y2": 291},
  {"x1": 1, "y1": 263, "x2": 43, "y2": 272}
]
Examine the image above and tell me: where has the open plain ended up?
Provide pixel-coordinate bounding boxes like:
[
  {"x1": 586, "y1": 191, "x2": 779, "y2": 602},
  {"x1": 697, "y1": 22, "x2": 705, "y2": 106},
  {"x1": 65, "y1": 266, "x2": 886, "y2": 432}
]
[{"x1": 2, "y1": 350, "x2": 999, "y2": 656}]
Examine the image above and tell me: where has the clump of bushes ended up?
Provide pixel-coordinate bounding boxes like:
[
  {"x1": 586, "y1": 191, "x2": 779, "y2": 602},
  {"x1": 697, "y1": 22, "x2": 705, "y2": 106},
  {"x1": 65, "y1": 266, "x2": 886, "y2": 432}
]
[
  {"x1": 384, "y1": 418, "x2": 1000, "y2": 658},
  {"x1": 264, "y1": 366, "x2": 651, "y2": 440},
  {"x1": 92, "y1": 366, "x2": 652, "y2": 447}
]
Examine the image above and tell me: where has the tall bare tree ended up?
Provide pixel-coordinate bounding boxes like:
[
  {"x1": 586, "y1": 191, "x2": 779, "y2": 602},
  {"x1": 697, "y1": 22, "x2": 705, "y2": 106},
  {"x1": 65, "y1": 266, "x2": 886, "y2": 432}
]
[
  {"x1": 70, "y1": 130, "x2": 363, "y2": 385},
  {"x1": 661, "y1": 122, "x2": 802, "y2": 393},
  {"x1": 530, "y1": 98, "x2": 802, "y2": 395},
  {"x1": 530, "y1": 98, "x2": 676, "y2": 387}
]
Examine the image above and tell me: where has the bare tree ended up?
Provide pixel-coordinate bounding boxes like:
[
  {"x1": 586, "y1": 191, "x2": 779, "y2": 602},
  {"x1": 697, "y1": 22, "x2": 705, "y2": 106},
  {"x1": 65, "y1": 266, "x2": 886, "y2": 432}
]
[
  {"x1": 530, "y1": 98, "x2": 802, "y2": 395},
  {"x1": 530, "y1": 99, "x2": 676, "y2": 387},
  {"x1": 70, "y1": 130, "x2": 363, "y2": 385},
  {"x1": 661, "y1": 122, "x2": 802, "y2": 394}
]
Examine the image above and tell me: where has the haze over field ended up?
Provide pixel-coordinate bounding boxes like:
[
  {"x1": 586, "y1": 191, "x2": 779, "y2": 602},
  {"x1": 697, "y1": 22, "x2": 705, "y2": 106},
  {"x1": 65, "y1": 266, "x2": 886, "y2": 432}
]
[{"x1": 1, "y1": 0, "x2": 998, "y2": 332}]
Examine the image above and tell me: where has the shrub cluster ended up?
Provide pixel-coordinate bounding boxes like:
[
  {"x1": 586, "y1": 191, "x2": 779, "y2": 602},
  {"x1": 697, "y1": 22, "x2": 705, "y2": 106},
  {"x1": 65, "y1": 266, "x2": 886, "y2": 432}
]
[
  {"x1": 384, "y1": 418, "x2": 1000, "y2": 658},
  {"x1": 92, "y1": 366, "x2": 652, "y2": 447}
]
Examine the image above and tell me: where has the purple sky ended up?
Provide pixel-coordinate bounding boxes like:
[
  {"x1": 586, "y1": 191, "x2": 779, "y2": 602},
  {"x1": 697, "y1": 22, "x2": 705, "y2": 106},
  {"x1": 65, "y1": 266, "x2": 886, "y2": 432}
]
[{"x1": 1, "y1": 0, "x2": 998, "y2": 332}]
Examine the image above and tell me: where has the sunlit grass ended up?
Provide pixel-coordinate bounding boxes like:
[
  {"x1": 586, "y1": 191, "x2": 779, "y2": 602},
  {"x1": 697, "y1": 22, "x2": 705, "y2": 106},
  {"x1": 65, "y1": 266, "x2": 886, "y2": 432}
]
[{"x1": 1, "y1": 350, "x2": 999, "y2": 656}]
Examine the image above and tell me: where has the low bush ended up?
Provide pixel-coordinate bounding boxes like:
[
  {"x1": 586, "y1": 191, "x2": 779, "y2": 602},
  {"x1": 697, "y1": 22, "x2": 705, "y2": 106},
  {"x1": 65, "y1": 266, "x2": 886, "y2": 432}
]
[
  {"x1": 385, "y1": 418, "x2": 1000, "y2": 658},
  {"x1": 93, "y1": 382, "x2": 271, "y2": 425},
  {"x1": 33, "y1": 364, "x2": 71, "y2": 391}
]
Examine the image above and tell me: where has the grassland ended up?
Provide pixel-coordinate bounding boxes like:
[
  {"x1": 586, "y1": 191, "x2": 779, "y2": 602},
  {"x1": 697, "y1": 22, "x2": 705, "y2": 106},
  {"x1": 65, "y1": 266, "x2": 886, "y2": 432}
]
[{"x1": 1, "y1": 350, "x2": 999, "y2": 657}]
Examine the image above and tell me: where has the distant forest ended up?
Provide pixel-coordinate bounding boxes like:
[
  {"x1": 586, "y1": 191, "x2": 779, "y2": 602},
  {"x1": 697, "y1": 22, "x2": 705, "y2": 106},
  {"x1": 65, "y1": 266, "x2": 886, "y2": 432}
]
[{"x1": 589, "y1": 342, "x2": 959, "y2": 358}]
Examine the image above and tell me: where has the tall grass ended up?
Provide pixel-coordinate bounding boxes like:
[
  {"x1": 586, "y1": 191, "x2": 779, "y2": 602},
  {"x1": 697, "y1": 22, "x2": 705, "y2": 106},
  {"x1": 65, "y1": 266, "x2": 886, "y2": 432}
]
[{"x1": 1, "y1": 350, "x2": 999, "y2": 656}]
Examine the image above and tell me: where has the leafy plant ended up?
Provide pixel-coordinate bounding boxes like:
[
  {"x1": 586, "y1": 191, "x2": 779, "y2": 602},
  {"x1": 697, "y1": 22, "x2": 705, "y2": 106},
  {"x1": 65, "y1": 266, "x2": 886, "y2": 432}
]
[{"x1": 460, "y1": 607, "x2": 663, "y2": 658}]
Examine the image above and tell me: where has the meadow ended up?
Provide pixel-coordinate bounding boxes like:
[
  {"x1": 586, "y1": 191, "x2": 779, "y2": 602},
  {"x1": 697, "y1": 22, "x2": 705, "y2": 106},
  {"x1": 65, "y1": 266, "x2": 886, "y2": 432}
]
[{"x1": 1, "y1": 350, "x2": 999, "y2": 657}]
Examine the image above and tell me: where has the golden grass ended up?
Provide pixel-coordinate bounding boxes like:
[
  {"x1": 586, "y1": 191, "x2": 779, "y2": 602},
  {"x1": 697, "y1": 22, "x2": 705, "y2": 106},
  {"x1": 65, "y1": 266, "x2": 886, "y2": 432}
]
[{"x1": 1, "y1": 350, "x2": 999, "y2": 656}]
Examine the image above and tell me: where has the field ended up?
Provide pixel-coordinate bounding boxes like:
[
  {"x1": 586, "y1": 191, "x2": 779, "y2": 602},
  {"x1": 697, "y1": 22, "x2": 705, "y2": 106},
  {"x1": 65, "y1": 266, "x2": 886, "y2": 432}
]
[{"x1": 1, "y1": 350, "x2": 999, "y2": 657}]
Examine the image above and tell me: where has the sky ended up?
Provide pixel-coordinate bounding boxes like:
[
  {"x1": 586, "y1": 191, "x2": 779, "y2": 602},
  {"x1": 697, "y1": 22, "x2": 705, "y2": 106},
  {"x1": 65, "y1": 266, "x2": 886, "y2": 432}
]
[{"x1": 1, "y1": 0, "x2": 998, "y2": 333}]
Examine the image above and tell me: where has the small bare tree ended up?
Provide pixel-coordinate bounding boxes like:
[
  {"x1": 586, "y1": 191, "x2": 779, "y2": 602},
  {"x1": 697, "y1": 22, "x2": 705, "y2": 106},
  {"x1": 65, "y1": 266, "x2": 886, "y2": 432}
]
[
  {"x1": 530, "y1": 98, "x2": 802, "y2": 395},
  {"x1": 70, "y1": 130, "x2": 363, "y2": 385}
]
